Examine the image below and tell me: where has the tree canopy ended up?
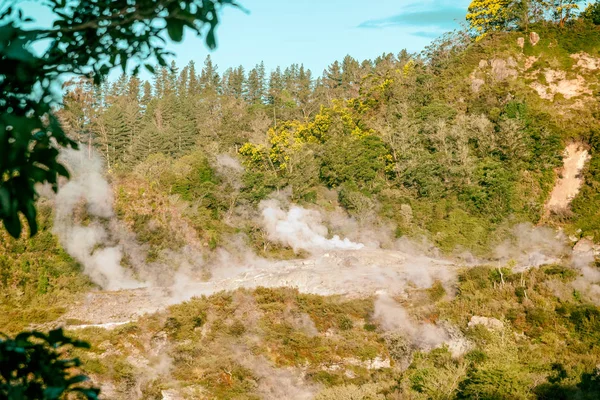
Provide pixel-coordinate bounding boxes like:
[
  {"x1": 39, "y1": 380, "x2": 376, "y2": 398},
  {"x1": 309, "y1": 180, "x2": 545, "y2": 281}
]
[{"x1": 0, "y1": 0, "x2": 237, "y2": 238}]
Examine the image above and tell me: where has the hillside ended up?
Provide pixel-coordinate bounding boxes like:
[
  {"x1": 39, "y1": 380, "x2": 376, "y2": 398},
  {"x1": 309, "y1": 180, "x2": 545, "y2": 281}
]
[{"x1": 2, "y1": 20, "x2": 600, "y2": 399}]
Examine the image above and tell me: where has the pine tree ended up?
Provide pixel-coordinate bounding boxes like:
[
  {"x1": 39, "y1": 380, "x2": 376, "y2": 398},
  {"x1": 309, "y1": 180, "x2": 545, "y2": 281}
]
[
  {"x1": 200, "y1": 55, "x2": 221, "y2": 93},
  {"x1": 323, "y1": 61, "x2": 343, "y2": 101},
  {"x1": 341, "y1": 55, "x2": 361, "y2": 98},
  {"x1": 188, "y1": 60, "x2": 201, "y2": 96},
  {"x1": 140, "y1": 81, "x2": 153, "y2": 110},
  {"x1": 126, "y1": 76, "x2": 141, "y2": 103},
  {"x1": 223, "y1": 66, "x2": 245, "y2": 99},
  {"x1": 178, "y1": 65, "x2": 189, "y2": 98},
  {"x1": 245, "y1": 63, "x2": 266, "y2": 104},
  {"x1": 153, "y1": 67, "x2": 169, "y2": 98},
  {"x1": 297, "y1": 65, "x2": 314, "y2": 119}
]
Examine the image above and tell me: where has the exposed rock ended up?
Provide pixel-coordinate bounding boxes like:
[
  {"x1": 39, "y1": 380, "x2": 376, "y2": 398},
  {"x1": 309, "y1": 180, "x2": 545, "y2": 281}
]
[
  {"x1": 479, "y1": 59, "x2": 488, "y2": 69},
  {"x1": 517, "y1": 37, "x2": 525, "y2": 49},
  {"x1": 546, "y1": 143, "x2": 590, "y2": 212},
  {"x1": 574, "y1": 238, "x2": 596, "y2": 254},
  {"x1": 491, "y1": 58, "x2": 518, "y2": 80},
  {"x1": 524, "y1": 56, "x2": 538, "y2": 70},
  {"x1": 440, "y1": 322, "x2": 473, "y2": 357},
  {"x1": 161, "y1": 390, "x2": 183, "y2": 400},
  {"x1": 571, "y1": 52, "x2": 600, "y2": 71},
  {"x1": 530, "y1": 32, "x2": 540, "y2": 46},
  {"x1": 471, "y1": 76, "x2": 485, "y2": 93},
  {"x1": 468, "y1": 316, "x2": 504, "y2": 331},
  {"x1": 531, "y1": 70, "x2": 592, "y2": 100}
]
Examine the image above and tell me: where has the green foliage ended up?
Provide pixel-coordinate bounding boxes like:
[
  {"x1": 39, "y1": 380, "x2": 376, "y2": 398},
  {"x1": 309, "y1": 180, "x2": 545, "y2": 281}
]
[
  {"x1": 0, "y1": 329, "x2": 99, "y2": 399},
  {"x1": 0, "y1": 0, "x2": 236, "y2": 238},
  {"x1": 571, "y1": 129, "x2": 600, "y2": 240},
  {"x1": 583, "y1": 1, "x2": 600, "y2": 25},
  {"x1": 321, "y1": 135, "x2": 390, "y2": 190},
  {"x1": 457, "y1": 365, "x2": 532, "y2": 399}
]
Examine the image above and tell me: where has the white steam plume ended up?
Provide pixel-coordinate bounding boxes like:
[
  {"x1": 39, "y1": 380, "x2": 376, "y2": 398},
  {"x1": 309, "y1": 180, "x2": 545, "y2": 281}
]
[
  {"x1": 234, "y1": 349, "x2": 319, "y2": 400},
  {"x1": 374, "y1": 293, "x2": 449, "y2": 350},
  {"x1": 374, "y1": 293, "x2": 469, "y2": 358},
  {"x1": 260, "y1": 199, "x2": 364, "y2": 253},
  {"x1": 494, "y1": 223, "x2": 570, "y2": 270},
  {"x1": 53, "y1": 149, "x2": 144, "y2": 290}
]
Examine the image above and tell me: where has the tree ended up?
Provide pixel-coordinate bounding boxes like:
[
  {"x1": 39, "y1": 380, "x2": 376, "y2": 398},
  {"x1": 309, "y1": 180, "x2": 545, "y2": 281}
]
[
  {"x1": 0, "y1": 0, "x2": 236, "y2": 238},
  {"x1": 200, "y1": 54, "x2": 221, "y2": 93},
  {"x1": 583, "y1": 1, "x2": 600, "y2": 24},
  {"x1": 0, "y1": 329, "x2": 99, "y2": 399},
  {"x1": 246, "y1": 62, "x2": 266, "y2": 104},
  {"x1": 552, "y1": 0, "x2": 583, "y2": 27},
  {"x1": 323, "y1": 61, "x2": 343, "y2": 100},
  {"x1": 466, "y1": 0, "x2": 517, "y2": 37},
  {"x1": 0, "y1": 1, "x2": 235, "y2": 398}
]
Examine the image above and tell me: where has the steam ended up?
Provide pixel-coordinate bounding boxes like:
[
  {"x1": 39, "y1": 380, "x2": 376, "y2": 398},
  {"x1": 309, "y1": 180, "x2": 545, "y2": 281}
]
[
  {"x1": 571, "y1": 239, "x2": 600, "y2": 303},
  {"x1": 53, "y1": 149, "x2": 143, "y2": 290},
  {"x1": 374, "y1": 293, "x2": 470, "y2": 358},
  {"x1": 234, "y1": 349, "x2": 319, "y2": 400},
  {"x1": 374, "y1": 293, "x2": 448, "y2": 350},
  {"x1": 260, "y1": 199, "x2": 364, "y2": 253},
  {"x1": 494, "y1": 223, "x2": 570, "y2": 270}
]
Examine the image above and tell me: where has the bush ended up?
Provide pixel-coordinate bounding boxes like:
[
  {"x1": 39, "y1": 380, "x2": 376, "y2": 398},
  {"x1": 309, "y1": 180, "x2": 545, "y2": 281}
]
[{"x1": 0, "y1": 329, "x2": 99, "y2": 399}]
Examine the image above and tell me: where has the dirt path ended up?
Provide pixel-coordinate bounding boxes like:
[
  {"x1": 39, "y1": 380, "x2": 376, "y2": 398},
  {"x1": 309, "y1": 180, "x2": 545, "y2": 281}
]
[{"x1": 546, "y1": 143, "x2": 589, "y2": 213}]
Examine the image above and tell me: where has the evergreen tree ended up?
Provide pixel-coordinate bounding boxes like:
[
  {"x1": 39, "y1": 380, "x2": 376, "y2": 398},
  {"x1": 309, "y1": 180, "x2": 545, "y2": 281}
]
[
  {"x1": 341, "y1": 55, "x2": 361, "y2": 98},
  {"x1": 140, "y1": 81, "x2": 153, "y2": 110},
  {"x1": 178, "y1": 65, "x2": 189, "y2": 98},
  {"x1": 188, "y1": 60, "x2": 201, "y2": 96},
  {"x1": 297, "y1": 65, "x2": 314, "y2": 119},
  {"x1": 200, "y1": 55, "x2": 221, "y2": 93},
  {"x1": 223, "y1": 66, "x2": 246, "y2": 99},
  {"x1": 323, "y1": 61, "x2": 343, "y2": 101},
  {"x1": 246, "y1": 62, "x2": 266, "y2": 104}
]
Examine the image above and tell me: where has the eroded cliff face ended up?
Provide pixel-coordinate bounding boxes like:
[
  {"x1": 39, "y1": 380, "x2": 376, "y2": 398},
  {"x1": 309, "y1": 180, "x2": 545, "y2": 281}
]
[
  {"x1": 470, "y1": 33, "x2": 600, "y2": 110},
  {"x1": 545, "y1": 142, "x2": 590, "y2": 213}
]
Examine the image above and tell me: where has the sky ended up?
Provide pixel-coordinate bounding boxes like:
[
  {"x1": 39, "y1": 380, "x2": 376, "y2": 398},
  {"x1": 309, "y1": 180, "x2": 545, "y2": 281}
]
[{"x1": 24, "y1": 0, "x2": 470, "y2": 77}]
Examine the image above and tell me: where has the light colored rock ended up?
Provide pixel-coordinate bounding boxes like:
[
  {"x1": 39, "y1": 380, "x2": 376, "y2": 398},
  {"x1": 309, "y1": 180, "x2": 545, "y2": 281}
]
[
  {"x1": 161, "y1": 390, "x2": 183, "y2": 400},
  {"x1": 530, "y1": 32, "x2": 540, "y2": 46},
  {"x1": 491, "y1": 58, "x2": 518, "y2": 80},
  {"x1": 574, "y1": 238, "x2": 596, "y2": 255},
  {"x1": 571, "y1": 52, "x2": 600, "y2": 71},
  {"x1": 546, "y1": 143, "x2": 590, "y2": 212},
  {"x1": 524, "y1": 56, "x2": 538, "y2": 70},
  {"x1": 468, "y1": 316, "x2": 504, "y2": 331},
  {"x1": 471, "y1": 77, "x2": 485, "y2": 93},
  {"x1": 344, "y1": 356, "x2": 391, "y2": 370},
  {"x1": 517, "y1": 37, "x2": 525, "y2": 49},
  {"x1": 531, "y1": 70, "x2": 592, "y2": 101},
  {"x1": 479, "y1": 59, "x2": 488, "y2": 68}
]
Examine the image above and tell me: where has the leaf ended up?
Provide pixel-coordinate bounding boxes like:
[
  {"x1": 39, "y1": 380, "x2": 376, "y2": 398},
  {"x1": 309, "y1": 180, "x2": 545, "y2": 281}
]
[
  {"x1": 22, "y1": 199, "x2": 38, "y2": 236},
  {"x1": 166, "y1": 19, "x2": 184, "y2": 42},
  {"x1": 3, "y1": 215, "x2": 21, "y2": 238},
  {"x1": 0, "y1": 187, "x2": 10, "y2": 214},
  {"x1": 206, "y1": 28, "x2": 216, "y2": 49},
  {"x1": 44, "y1": 386, "x2": 66, "y2": 399}
]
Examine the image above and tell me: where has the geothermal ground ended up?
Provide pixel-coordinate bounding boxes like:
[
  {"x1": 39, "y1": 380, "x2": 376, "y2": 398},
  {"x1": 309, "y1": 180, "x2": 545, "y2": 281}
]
[{"x1": 58, "y1": 249, "x2": 458, "y2": 328}]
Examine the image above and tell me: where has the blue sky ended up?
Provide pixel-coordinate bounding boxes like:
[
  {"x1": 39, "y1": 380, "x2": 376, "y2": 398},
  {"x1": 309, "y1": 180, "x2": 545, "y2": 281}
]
[{"x1": 24, "y1": 0, "x2": 470, "y2": 76}]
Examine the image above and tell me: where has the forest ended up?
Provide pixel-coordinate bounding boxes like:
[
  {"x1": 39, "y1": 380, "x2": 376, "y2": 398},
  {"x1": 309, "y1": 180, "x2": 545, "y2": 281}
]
[{"x1": 2, "y1": 0, "x2": 600, "y2": 399}]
